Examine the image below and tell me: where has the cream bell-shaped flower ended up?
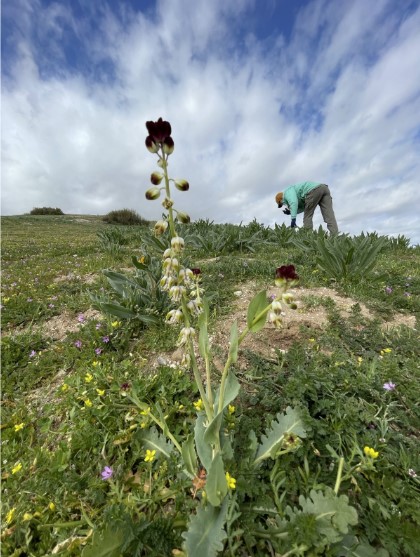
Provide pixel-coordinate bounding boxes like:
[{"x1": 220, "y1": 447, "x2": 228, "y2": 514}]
[{"x1": 171, "y1": 236, "x2": 185, "y2": 252}]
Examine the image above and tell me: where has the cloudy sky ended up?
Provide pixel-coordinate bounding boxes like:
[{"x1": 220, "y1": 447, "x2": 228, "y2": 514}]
[{"x1": 2, "y1": 0, "x2": 420, "y2": 243}]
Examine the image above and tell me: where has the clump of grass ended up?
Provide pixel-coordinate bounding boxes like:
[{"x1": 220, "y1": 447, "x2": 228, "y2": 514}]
[
  {"x1": 102, "y1": 208, "x2": 147, "y2": 225},
  {"x1": 29, "y1": 207, "x2": 64, "y2": 215}
]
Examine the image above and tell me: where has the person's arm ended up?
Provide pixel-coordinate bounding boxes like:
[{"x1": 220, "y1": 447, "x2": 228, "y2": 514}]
[{"x1": 284, "y1": 190, "x2": 298, "y2": 226}]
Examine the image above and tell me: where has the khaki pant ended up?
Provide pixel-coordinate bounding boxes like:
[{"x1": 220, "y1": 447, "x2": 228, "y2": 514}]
[{"x1": 303, "y1": 184, "x2": 338, "y2": 234}]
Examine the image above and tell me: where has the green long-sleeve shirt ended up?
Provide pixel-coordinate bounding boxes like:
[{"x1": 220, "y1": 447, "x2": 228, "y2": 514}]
[{"x1": 283, "y1": 182, "x2": 322, "y2": 218}]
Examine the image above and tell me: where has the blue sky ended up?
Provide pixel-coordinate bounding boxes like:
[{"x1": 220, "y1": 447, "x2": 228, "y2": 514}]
[{"x1": 2, "y1": 0, "x2": 420, "y2": 244}]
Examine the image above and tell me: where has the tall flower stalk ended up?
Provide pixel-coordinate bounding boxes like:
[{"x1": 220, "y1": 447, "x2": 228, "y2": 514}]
[{"x1": 142, "y1": 118, "x2": 306, "y2": 555}]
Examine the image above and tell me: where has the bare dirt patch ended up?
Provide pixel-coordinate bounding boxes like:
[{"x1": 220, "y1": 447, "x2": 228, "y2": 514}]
[
  {"x1": 40, "y1": 308, "x2": 103, "y2": 340},
  {"x1": 155, "y1": 281, "x2": 416, "y2": 369}
]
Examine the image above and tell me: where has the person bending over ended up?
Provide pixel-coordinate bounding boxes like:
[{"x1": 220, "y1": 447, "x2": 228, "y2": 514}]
[{"x1": 275, "y1": 181, "x2": 338, "y2": 234}]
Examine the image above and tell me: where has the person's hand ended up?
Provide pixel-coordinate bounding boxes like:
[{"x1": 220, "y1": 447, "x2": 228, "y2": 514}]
[
  {"x1": 290, "y1": 218, "x2": 296, "y2": 228},
  {"x1": 283, "y1": 207, "x2": 291, "y2": 215}
]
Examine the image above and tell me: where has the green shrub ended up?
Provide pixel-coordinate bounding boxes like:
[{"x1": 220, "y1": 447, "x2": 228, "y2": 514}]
[
  {"x1": 102, "y1": 209, "x2": 147, "y2": 225},
  {"x1": 30, "y1": 207, "x2": 64, "y2": 215}
]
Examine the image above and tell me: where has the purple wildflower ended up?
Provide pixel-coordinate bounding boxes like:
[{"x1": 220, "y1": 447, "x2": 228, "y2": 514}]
[
  {"x1": 78, "y1": 314, "x2": 85, "y2": 323},
  {"x1": 51, "y1": 296, "x2": 58, "y2": 300},
  {"x1": 404, "y1": 292, "x2": 411, "y2": 297},
  {"x1": 74, "y1": 340, "x2": 82, "y2": 349},
  {"x1": 385, "y1": 286, "x2": 393, "y2": 294},
  {"x1": 29, "y1": 350, "x2": 36, "y2": 358},
  {"x1": 101, "y1": 466, "x2": 113, "y2": 480},
  {"x1": 48, "y1": 304, "x2": 55, "y2": 309},
  {"x1": 95, "y1": 322, "x2": 102, "y2": 330},
  {"x1": 95, "y1": 348, "x2": 102, "y2": 355},
  {"x1": 383, "y1": 382, "x2": 396, "y2": 391},
  {"x1": 27, "y1": 298, "x2": 33, "y2": 302},
  {"x1": 102, "y1": 336, "x2": 110, "y2": 343}
]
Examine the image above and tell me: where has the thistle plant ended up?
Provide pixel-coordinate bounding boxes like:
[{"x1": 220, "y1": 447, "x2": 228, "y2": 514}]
[{"x1": 139, "y1": 118, "x2": 308, "y2": 555}]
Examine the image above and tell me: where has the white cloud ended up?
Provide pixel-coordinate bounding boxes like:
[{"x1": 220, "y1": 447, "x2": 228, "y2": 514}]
[{"x1": 1, "y1": 0, "x2": 420, "y2": 244}]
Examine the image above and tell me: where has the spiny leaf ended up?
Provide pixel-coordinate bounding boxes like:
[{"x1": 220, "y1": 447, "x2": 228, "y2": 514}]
[
  {"x1": 141, "y1": 426, "x2": 174, "y2": 459},
  {"x1": 253, "y1": 406, "x2": 307, "y2": 467}
]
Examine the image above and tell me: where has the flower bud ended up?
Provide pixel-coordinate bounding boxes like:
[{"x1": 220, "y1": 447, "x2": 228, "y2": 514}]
[
  {"x1": 174, "y1": 179, "x2": 189, "y2": 192},
  {"x1": 154, "y1": 220, "x2": 168, "y2": 235},
  {"x1": 157, "y1": 158, "x2": 165, "y2": 168},
  {"x1": 177, "y1": 211, "x2": 190, "y2": 224},
  {"x1": 145, "y1": 187, "x2": 161, "y2": 200},
  {"x1": 145, "y1": 136, "x2": 159, "y2": 153},
  {"x1": 162, "y1": 137, "x2": 174, "y2": 155},
  {"x1": 150, "y1": 172, "x2": 164, "y2": 185},
  {"x1": 171, "y1": 236, "x2": 185, "y2": 252}
]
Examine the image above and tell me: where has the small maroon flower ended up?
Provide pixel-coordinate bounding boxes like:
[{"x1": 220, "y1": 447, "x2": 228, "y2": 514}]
[
  {"x1": 275, "y1": 265, "x2": 299, "y2": 281},
  {"x1": 191, "y1": 268, "x2": 201, "y2": 276},
  {"x1": 120, "y1": 382, "x2": 131, "y2": 391}
]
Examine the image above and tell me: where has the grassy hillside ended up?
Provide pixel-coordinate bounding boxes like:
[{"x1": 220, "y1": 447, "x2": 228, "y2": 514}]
[{"x1": 1, "y1": 215, "x2": 419, "y2": 556}]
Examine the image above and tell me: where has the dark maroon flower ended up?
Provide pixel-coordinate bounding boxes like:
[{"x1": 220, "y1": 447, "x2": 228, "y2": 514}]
[
  {"x1": 145, "y1": 118, "x2": 174, "y2": 154},
  {"x1": 275, "y1": 265, "x2": 299, "y2": 281},
  {"x1": 120, "y1": 382, "x2": 131, "y2": 391},
  {"x1": 146, "y1": 118, "x2": 172, "y2": 142},
  {"x1": 191, "y1": 268, "x2": 201, "y2": 276}
]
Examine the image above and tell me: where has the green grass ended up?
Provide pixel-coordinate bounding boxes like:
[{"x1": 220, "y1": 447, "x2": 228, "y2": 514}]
[{"x1": 1, "y1": 216, "x2": 419, "y2": 556}]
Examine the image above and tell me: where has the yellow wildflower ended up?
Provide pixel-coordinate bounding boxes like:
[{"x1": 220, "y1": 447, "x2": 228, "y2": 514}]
[
  {"x1": 61, "y1": 383, "x2": 69, "y2": 392},
  {"x1": 48, "y1": 502, "x2": 56, "y2": 511},
  {"x1": 14, "y1": 423, "x2": 25, "y2": 432},
  {"x1": 92, "y1": 361, "x2": 100, "y2": 367},
  {"x1": 138, "y1": 256, "x2": 146, "y2": 264},
  {"x1": 111, "y1": 320, "x2": 121, "y2": 328},
  {"x1": 140, "y1": 407, "x2": 151, "y2": 416},
  {"x1": 3, "y1": 297, "x2": 10, "y2": 303},
  {"x1": 140, "y1": 421, "x2": 147, "y2": 428},
  {"x1": 96, "y1": 388, "x2": 105, "y2": 396},
  {"x1": 380, "y1": 348, "x2": 392, "y2": 356},
  {"x1": 85, "y1": 372, "x2": 94, "y2": 383},
  {"x1": 225, "y1": 472, "x2": 236, "y2": 490},
  {"x1": 12, "y1": 462, "x2": 22, "y2": 474},
  {"x1": 357, "y1": 357, "x2": 363, "y2": 366},
  {"x1": 228, "y1": 405, "x2": 235, "y2": 415},
  {"x1": 193, "y1": 399, "x2": 204, "y2": 411},
  {"x1": 84, "y1": 399, "x2": 93, "y2": 408},
  {"x1": 364, "y1": 446, "x2": 379, "y2": 459},
  {"x1": 6, "y1": 508, "x2": 16, "y2": 525},
  {"x1": 308, "y1": 338, "x2": 315, "y2": 343},
  {"x1": 23, "y1": 512, "x2": 33, "y2": 521},
  {"x1": 144, "y1": 449, "x2": 156, "y2": 463}
]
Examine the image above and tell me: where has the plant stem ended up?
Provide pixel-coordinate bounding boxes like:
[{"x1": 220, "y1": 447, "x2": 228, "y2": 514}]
[
  {"x1": 334, "y1": 457, "x2": 345, "y2": 494},
  {"x1": 161, "y1": 149, "x2": 177, "y2": 237}
]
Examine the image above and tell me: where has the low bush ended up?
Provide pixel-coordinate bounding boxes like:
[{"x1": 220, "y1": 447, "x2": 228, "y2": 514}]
[
  {"x1": 102, "y1": 209, "x2": 147, "y2": 225},
  {"x1": 30, "y1": 207, "x2": 64, "y2": 215}
]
